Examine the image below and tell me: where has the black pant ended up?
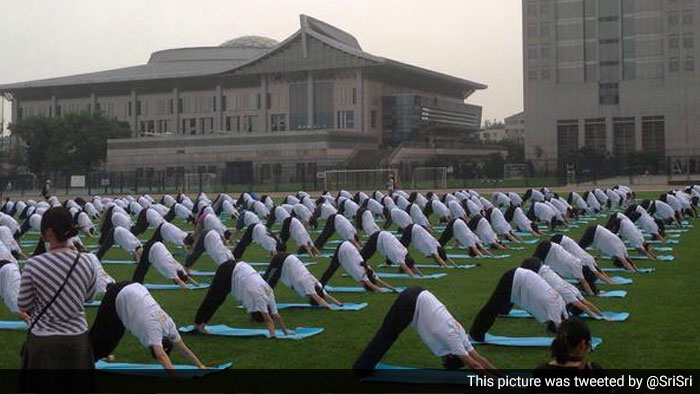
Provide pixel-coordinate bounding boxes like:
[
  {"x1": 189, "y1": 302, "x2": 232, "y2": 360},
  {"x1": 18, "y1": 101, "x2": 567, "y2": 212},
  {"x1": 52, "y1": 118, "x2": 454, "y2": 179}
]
[
  {"x1": 232, "y1": 225, "x2": 255, "y2": 259},
  {"x1": 89, "y1": 281, "x2": 132, "y2": 360},
  {"x1": 263, "y1": 253, "x2": 288, "y2": 289},
  {"x1": 95, "y1": 227, "x2": 116, "y2": 260},
  {"x1": 353, "y1": 286, "x2": 424, "y2": 370},
  {"x1": 469, "y1": 268, "x2": 515, "y2": 342},
  {"x1": 194, "y1": 260, "x2": 237, "y2": 324},
  {"x1": 313, "y1": 215, "x2": 336, "y2": 249}
]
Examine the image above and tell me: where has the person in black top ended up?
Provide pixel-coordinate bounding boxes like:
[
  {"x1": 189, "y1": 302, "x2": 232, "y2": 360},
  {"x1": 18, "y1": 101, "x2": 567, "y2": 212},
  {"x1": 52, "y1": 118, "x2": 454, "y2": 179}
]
[{"x1": 533, "y1": 317, "x2": 604, "y2": 384}]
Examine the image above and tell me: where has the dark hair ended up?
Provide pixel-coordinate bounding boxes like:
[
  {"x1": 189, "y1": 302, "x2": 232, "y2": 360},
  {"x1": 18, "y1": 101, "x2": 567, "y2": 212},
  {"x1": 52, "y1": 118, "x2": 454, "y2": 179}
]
[
  {"x1": 224, "y1": 230, "x2": 232, "y2": 240},
  {"x1": 550, "y1": 317, "x2": 592, "y2": 364},
  {"x1": 441, "y1": 354, "x2": 465, "y2": 370},
  {"x1": 40, "y1": 206, "x2": 79, "y2": 242},
  {"x1": 183, "y1": 233, "x2": 195, "y2": 246}
]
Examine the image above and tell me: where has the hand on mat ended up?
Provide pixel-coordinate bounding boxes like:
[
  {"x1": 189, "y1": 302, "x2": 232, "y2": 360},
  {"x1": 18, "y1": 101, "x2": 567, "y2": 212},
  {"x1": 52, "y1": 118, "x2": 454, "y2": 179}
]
[{"x1": 18, "y1": 311, "x2": 29, "y2": 321}]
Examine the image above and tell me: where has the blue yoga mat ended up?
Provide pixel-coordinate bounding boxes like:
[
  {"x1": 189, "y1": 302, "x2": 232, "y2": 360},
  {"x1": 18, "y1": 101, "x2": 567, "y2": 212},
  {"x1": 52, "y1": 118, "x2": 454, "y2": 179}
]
[
  {"x1": 189, "y1": 270, "x2": 216, "y2": 276},
  {"x1": 472, "y1": 333, "x2": 602, "y2": 349},
  {"x1": 652, "y1": 246, "x2": 673, "y2": 252},
  {"x1": 504, "y1": 309, "x2": 629, "y2": 322},
  {"x1": 514, "y1": 231, "x2": 533, "y2": 237},
  {"x1": 602, "y1": 267, "x2": 654, "y2": 274},
  {"x1": 145, "y1": 282, "x2": 210, "y2": 290},
  {"x1": 648, "y1": 239, "x2": 679, "y2": 244},
  {"x1": 100, "y1": 259, "x2": 135, "y2": 265},
  {"x1": 84, "y1": 300, "x2": 102, "y2": 307},
  {"x1": 415, "y1": 263, "x2": 477, "y2": 269},
  {"x1": 519, "y1": 238, "x2": 541, "y2": 244},
  {"x1": 667, "y1": 229, "x2": 689, "y2": 233},
  {"x1": 95, "y1": 359, "x2": 232, "y2": 378},
  {"x1": 376, "y1": 272, "x2": 447, "y2": 279},
  {"x1": 179, "y1": 324, "x2": 323, "y2": 339},
  {"x1": 449, "y1": 253, "x2": 510, "y2": 259},
  {"x1": 324, "y1": 285, "x2": 405, "y2": 293},
  {"x1": 274, "y1": 302, "x2": 368, "y2": 311},
  {"x1": 508, "y1": 246, "x2": 526, "y2": 251},
  {"x1": 0, "y1": 320, "x2": 27, "y2": 330},
  {"x1": 597, "y1": 290, "x2": 627, "y2": 298},
  {"x1": 625, "y1": 254, "x2": 675, "y2": 261}
]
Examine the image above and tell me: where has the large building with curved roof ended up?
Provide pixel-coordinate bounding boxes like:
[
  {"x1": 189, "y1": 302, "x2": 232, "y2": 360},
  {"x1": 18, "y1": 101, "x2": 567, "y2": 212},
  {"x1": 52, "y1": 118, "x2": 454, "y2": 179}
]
[{"x1": 0, "y1": 15, "x2": 495, "y2": 186}]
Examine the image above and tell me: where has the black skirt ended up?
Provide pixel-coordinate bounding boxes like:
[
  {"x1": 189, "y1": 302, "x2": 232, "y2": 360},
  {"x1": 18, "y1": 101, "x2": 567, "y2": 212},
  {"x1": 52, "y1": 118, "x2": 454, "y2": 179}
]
[{"x1": 20, "y1": 331, "x2": 96, "y2": 392}]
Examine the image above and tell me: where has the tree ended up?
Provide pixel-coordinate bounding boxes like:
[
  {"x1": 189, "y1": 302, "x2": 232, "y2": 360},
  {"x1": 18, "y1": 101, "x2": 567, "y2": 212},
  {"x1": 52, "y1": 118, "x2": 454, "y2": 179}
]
[{"x1": 10, "y1": 112, "x2": 131, "y2": 176}]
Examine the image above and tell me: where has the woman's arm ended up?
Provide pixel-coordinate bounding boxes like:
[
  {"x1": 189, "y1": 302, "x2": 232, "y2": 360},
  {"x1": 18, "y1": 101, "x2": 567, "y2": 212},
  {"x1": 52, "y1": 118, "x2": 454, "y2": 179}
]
[
  {"x1": 152, "y1": 345, "x2": 176, "y2": 375},
  {"x1": 272, "y1": 313, "x2": 289, "y2": 335},
  {"x1": 174, "y1": 340, "x2": 206, "y2": 368}
]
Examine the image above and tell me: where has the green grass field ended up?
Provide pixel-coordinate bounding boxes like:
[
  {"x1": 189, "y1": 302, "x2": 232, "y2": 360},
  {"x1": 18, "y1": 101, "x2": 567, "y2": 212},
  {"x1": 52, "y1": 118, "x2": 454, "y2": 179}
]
[{"x1": 0, "y1": 190, "x2": 698, "y2": 376}]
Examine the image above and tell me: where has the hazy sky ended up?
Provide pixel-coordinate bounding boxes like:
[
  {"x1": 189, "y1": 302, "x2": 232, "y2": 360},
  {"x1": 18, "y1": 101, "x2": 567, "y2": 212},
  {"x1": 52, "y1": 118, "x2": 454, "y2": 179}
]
[{"x1": 0, "y1": 0, "x2": 523, "y2": 129}]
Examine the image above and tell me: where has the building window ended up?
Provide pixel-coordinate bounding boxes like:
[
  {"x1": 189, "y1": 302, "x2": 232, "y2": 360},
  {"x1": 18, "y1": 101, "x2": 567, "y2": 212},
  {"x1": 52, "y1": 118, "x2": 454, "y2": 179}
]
[
  {"x1": 683, "y1": 33, "x2": 694, "y2": 48},
  {"x1": 352, "y1": 88, "x2": 357, "y2": 105},
  {"x1": 540, "y1": 46, "x2": 550, "y2": 59},
  {"x1": 540, "y1": 23, "x2": 550, "y2": 38},
  {"x1": 266, "y1": 93, "x2": 272, "y2": 110},
  {"x1": 256, "y1": 94, "x2": 261, "y2": 110},
  {"x1": 670, "y1": 34, "x2": 680, "y2": 49},
  {"x1": 528, "y1": 24, "x2": 538, "y2": 38},
  {"x1": 337, "y1": 110, "x2": 354, "y2": 129},
  {"x1": 685, "y1": 55, "x2": 694, "y2": 71},
  {"x1": 528, "y1": 69, "x2": 538, "y2": 81},
  {"x1": 178, "y1": 98, "x2": 183, "y2": 113},
  {"x1": 541, "y1": 68, "x2": 551, "y2": 80},
  {"x1": 244, "y1": 115, "x2": 257, "y2": 132},
  {"x1": 212, "y1": 97, "x2": 216, "y2": 112},
  {"x1": 95, "y1": 103, "x2": 101, "y2": 113},
  {"x1": 199, "y1": 117, "x2": 213, "y2": 133},
  {"x1": 371, "y1": 110, "x2": 378, "y2": 128},
  {"x1": 670, "y1": 56, "x2": 680, "y2": 72},
  {"x1": 55, "y1": 105, "x2": 61, "y2": 117},
  {"x1": 169, "y1": 99, "x2": 174, "y2": 114},
  {"x1": 683, "y1": 9, "x2": 693, "y2": 25},
  {"x1": 642, "y1": 116, "x2": 665, "y2": 155},
  {"x1": 599, "y1": 83, "x2": 619, "y2": 105},
  {"x1": 528, "y1": 46, "x2": 538, "y2": 62},
  {"x1": 584, "y1": 118, "x2": 607, "y2": 154},
  {"x1": 147, "y1": 120, "x2": 155, "y2": 133},
  {"x1": 613, "y1": 117, "x2": 636, "y2": 157},
  {"x1": 539, "y1": 0, "x2": 550, "y2": 15},
  {"x1": 221, "y1": 95, "x2": 227, "y2": 111},
  {"x1": 189, "y1": 118, "x2": 196, "y2": 135},
  {"x1": 557, "y1": 120, "x2": 579, "y2": 158},
  {"x1": 128, "y1": 102, "x2": 132, "y2": 117},
  {"x1": 527, "y1": 0, "x2": 537, "y2": 16},
  {"x1": 271, "y1": 114, "x2": 286, "y2": 132},
  {"x1": 225, "y1": 115, "x2": 240, "y2": 132},
  {"x1": 136, "y1": 100, "x2": 142, "y2": 116},
  {"x1": 669, "y1": 11, "x2": 679, "y2": 26}
]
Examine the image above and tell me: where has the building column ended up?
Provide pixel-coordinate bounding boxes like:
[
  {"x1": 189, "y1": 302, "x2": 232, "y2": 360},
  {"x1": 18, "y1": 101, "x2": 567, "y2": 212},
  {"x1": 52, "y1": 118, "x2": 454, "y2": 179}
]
[
  {"x1": 214, "y1": 85, "x2": 222, "y2": 132},
  {"x1": 90, "y1": 93, "x2": 97, "y2": 115},
  {"x1": 577, "y1": 119, "x2": 585, "y2": 149},
  {"x1": 605, "y1": 118, "x2": 614, "y2": 155},
  {"x1": 130, "y1": 90, "x2": 138, "y2": 137},
  {"x1": 11, "y1": 97, "x2": 19, "y2": 124},
  {"x1": 634, "y1": 116, "x2": 643, "y2": 151},
  {"x1": 50, "y1": 95, "x2": 57, "y2": 119},
  {"x1": 355, "y1": 68, "x2": 364, "y2": 133},
  {"x1": 260, "y1": 77, "x2": 268, "y2": 132},
  {"x1": 307, "y1": 71, "x2": 314, "y2": 129},
  {"x1": 172, "y1": 88, "x2": 179, "y2": 134}
]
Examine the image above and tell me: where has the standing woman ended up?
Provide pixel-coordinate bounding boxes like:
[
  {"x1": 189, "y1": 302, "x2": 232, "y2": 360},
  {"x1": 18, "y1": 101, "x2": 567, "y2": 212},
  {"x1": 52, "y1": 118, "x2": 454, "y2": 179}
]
[{"x1": 18, "y1": 207, "x2": 97, "y2": 391}]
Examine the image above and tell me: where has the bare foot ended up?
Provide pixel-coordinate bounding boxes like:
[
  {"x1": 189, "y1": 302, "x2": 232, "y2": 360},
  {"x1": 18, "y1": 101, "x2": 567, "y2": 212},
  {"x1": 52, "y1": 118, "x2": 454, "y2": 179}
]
[{"x1": 195, "y1": 323, "x2": 209, "y2": 334}]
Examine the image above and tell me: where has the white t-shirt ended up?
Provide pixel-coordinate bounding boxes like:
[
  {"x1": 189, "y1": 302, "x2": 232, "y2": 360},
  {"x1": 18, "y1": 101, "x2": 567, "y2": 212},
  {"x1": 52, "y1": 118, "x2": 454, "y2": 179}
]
[
  {"x1": 222, "y1": 200, "x2": 238, "y2": 218},
  {"x1": 162, "y1": 195, "x2": 176, "y2": 207},
  {"x1": 366, "y1": 199, "x2": 384, "y2": 215},
  {"x1": 0, "y1": 262, "x2": 20, "y2": 314},
  {"x1": 86, "y1": 253, "x2": 115, "y2": 298},
  {"x1": 361, "y1": 210, "x2": 380, "y2": 236},
  {"x1": 205, "y1": 230, "x2": 233, "y2": 265},
  {"x1": 160, "y1": 222, "x2": 188, "y2": 246},
  {"x1": 338, "y1": 241, "x2": 371, "y2": 283},
  {"x1": 242, "y1": 211, "x2": 261, "y2": 227},
  {"x1": 409, "y1": 204, "x2": 430, "y2": 227},
  {"x1": 280, "y1": 254, "x2": 321, "y2": 298},
  {"x1": 543, "y1": 243, "x2": 584, "y2": 280},
  {"x1": 538, "y1": 265, "x2": 583, "y2": 304},
  {"x1": 231, "y1": 262, "x2": 278, "y2": 314},
  {"x1": 29, "y1": 213, "x2": 42, "y2": 232},
  {"x1": 513, "y1": 207, "x2": 533, "y2": 232},
  {"x1": 636, "y1": 212, "x2": 659, "y2": 235},
  {"x1": 203, "y1": 214, "x2": 227, "y2": 236},
  {"x1": 382, "y1": 196, "x2": 397, "y2": 211},
  {"x1": 559, "y1": 235, "x2": 596, "y2": 270},
  {"x1": 148, "y1": 242, "x2": 185, "y2": 280},
  {"x1": 447, "y1": 200, "x2": 466, "y2": 219},
  {"x1": 343, "y1": 199, "x2": 360, "y2": 218},
  {"x1": 289, "y1": 218, "x2": 312, "y2": 247},
  {"x1": 273, "y1": 206, "x2": 291, "y2": 225},
  {"x1": 654, "y1": 200, "x2": 675, "y2": 220},
  {"x1": 592, "y1": 225, "x2": 628, "y2": 259},
  {"x1": 0, "y1": 226, "x2": 20, "y2": 253},
  {"x1": 465, "y1": 199, "x2": 481, "y2": 218},
  {"x1": 252, "y1": 224, "x2": 278, "y2": 253},
  {"x1": 115, "y1": 283, "x2": 181, "y2": 349},
  {"x1": 475, "y1": 218, "x2": 497, "y2": 246},
  {"x1": 453, "y1": 219, "x2": 480, "y2": 248},
  {"x1": 412, "y1": 291, "x2": 473, "y2": 357},
  {"x1": 489, "y1": 209, "x2": 512, "y2": 235},
  {"x1": 534, "y1": 202, "x2": 556, "y2": 222},
  {"x1": 390, "y1": 209, "x2": 413, "y2": 229},
  {"x1": 334, "y1": 215, "x2": 356, "y2": 241},
  {"x1": 508, "y1": 192, "x2": 523, "y2": 206},
  {"x1": 394, "y1": 195, "x2": 410, "y2": 210},
  {"x1": 112, "y1": 212, "x2": 132, "y2": 230},
  {"x1": 0, "y1": 242, "x2": 16, "y2": 265},
  {"x1": 411, "y1": 225, "x2": 439, "y2": 257},
  {"x1": 619, "y1": 218, "x2": 645, "y2": 249},
  {"x1": 292, "y1": 204, "x2": 312, "y2": 223},
  {"x1": 320, "y1": 203, "x2": 337, "y2": 219},
  {"x1": 114, "y1": 226, "x2": 141, "y2": 254},
  {"x1": 129, "y1": 202, "x2": 143, "y2": 216},
  {"x1": 377, "y1": 231, "x2": 407, "y2": 264},
  {"x1": 174, "y1": 203, "x2": 192, "y2": 220},
  {"x1": 511, "y1": 268, "x2": 567, "y2": 325},
  {"x1": 431, "y1": 200, "x2": 450, "y2": 220}
]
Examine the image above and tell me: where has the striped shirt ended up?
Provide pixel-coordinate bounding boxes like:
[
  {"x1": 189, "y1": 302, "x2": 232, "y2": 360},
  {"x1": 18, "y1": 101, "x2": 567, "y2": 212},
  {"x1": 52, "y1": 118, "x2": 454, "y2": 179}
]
[{"x1": 18, "y1": 251, "x2": 96, "y2": 336}]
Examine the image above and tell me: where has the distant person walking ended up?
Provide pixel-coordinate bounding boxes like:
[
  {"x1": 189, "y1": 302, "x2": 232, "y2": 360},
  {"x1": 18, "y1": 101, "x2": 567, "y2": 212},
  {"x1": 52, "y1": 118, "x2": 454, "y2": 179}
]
[
  {"x1": 41, "y1": 179, "x2": 51, "y2": 200},
  {"x1": 18, "y1": 206, "x2": 97, "y2": 391}
]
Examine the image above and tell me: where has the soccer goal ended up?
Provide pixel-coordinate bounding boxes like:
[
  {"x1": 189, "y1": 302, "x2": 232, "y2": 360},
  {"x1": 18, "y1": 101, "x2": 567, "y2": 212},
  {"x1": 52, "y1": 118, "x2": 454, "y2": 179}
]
[
  {"x1": 411, "y1": 167, "x2": 448, "y2": 189},
  {"x1": 322, "y1": 168, "x2": 398, "y2": 192}
]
